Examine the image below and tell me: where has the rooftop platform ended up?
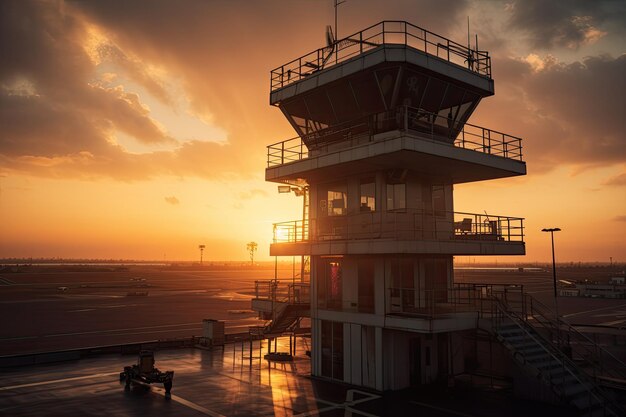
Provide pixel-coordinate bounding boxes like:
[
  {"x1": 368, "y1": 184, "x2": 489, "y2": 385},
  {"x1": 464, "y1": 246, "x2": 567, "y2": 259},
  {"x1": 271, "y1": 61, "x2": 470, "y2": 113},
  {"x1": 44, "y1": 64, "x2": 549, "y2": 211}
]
[{"x1": 270, "y1": 21, "x2": 493, "y2": 105}]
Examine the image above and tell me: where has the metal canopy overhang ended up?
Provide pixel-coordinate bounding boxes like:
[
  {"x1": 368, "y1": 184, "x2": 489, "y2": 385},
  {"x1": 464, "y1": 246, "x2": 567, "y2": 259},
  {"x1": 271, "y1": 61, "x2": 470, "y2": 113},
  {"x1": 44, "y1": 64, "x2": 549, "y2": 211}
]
[{"x1": 270, "y1": 44, "x2": 494, "y2": 106}]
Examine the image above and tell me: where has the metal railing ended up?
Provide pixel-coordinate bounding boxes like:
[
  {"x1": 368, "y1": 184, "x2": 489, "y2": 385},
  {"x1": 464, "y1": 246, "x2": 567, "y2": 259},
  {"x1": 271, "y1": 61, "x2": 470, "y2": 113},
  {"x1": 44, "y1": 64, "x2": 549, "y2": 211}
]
[
  {"x1": 271, "y1": 20, "x2": 491, "y2": 91},
  {"x1": 272, "y1": 210, "x2": 524, "y2": 244},
  {"x1": 492, "y1": 298, "x2": 623, "y2": 416},
  {"x1": 266, "y1": 106, "x2": 523, "y2": 167},
  {"x1": 385, "y1": 283, "x2": 523, "y2": 318},
  {"x1": 520, "y1": 294, "x2": 626, "y2": 385},
  {"x1": 273, "y1": 219, "x2": 309, "y2": 243},
  {"x1": 254, "y1": 279, "x2": 310, "y2": 304}
]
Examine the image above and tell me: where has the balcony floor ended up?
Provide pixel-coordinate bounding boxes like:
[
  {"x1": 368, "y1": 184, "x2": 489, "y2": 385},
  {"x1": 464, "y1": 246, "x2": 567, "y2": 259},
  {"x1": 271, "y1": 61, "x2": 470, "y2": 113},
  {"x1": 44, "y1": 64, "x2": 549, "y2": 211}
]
[
  {"x1": 266, "y1": 131, "x2": 526, "y2": 185},
  {"x1": 270, "y1": 238, "x2": 525, "y2": 257}
]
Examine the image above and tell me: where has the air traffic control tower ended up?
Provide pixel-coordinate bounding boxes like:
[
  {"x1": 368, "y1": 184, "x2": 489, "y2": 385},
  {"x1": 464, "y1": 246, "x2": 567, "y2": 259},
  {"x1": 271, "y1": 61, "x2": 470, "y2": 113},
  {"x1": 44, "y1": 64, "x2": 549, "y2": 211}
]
[{"x1": 265, "y1": 21, "x2": 526, "y2": 390}]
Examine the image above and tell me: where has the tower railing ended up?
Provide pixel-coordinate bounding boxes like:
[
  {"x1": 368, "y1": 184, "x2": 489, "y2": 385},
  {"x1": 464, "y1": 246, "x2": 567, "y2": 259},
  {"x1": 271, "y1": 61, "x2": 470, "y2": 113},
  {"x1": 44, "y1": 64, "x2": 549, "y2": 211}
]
[
  {"x1": 272, "y1": 210, "x2": 524, "y2": 244},
  {"x1": 271, "y1": 20, "x2": 491, "y2": 91},
  {"x1": 385, "y1": 283, "x2": 521, "y2": 318},
  {"x1": 266, "y1": 106, "x2": 523, "y2": 167},
  {"x1": 254, "y1": 280, "x2": 310, "y2": 304}
]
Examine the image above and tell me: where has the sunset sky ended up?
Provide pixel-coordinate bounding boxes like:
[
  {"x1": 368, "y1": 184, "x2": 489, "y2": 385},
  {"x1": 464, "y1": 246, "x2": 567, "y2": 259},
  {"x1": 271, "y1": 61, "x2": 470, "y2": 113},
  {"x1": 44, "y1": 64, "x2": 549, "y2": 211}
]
[{"x1": 1, "y1": 0, "x2": 624, "y2": 263}]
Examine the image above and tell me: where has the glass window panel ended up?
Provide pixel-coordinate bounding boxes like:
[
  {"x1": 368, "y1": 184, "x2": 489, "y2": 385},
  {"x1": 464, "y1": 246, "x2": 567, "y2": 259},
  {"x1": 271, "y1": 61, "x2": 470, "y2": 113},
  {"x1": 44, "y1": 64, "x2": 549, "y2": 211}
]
[
  {"x1": 358, "y1": 258, "x2": 375, "y2": 313},
  {"x1": 327, "y1": 261, "x2": 342, "y2": 310},
  {"x1": 327, "y1": 184, "x2": 347, "y2": 216},
  {"x1": 332, "y1": 321, "x2": 344, "y2": 380},
  {"x1": 420, "y1": 77, "x2": 447, "y2": 112},
  {"x1": 375, "y1": 67, "x2": 400, "y2": 108},
  {"x1": 360, "y1": 179, "x2": 376, "y2": 212},
  {"x1": 397, "y1": 69, "x2": 428, "y2": 108},
  {"x1": 326, "y1": 82, "x2": 360, "y2": 123},
  {"x1": 305, "y1": 89, "x2": 337, "y2": 126},
  {"x1": 432, "y1": 185, "x2": 445, "y2": 217},
  {"x1": 317, "y1": 258, "x2": 327, "y2": 308},
  {"x1": 350, "y1": 72, "x2": 385, "y2": 115},
  {"x1": 387, "y1": 183, "x2": 406, "y2": 211}
]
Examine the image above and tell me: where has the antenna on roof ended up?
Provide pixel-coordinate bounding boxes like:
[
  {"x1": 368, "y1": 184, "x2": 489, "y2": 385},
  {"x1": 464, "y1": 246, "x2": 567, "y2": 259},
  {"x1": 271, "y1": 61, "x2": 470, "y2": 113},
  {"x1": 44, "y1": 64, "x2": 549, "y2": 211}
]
[
  {"x1": 334, "y1": 0, "x2": 346, "y2": 64},
  {"x1": 326, "y1": 25, "x2": 335, "y2": 47},
  {"x1": 334, "y1": 0, "x2": 346, "y2": 42},
  {"x1": 466, "y1": 16, "x2": 476, "y2": 70},
  {"x1": 309, "y1": 2, "x2": 377, "y2": 73},
  {"x1": 467, "y1": 16, "x2": 470, "y2": 50}
]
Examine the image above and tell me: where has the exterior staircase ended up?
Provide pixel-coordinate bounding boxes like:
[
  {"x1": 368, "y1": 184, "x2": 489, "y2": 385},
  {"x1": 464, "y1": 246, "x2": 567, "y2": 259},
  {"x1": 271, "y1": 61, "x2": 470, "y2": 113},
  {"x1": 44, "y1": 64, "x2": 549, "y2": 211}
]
[
  {"x1": 250, "y1": 280, "x2": 310, "y2": 338},
  {"x1": 263, "y1": 303, "x2": 309, "y2": 336},
  {"x1": 489, "y1": 293, "x2": 625, "y2": 417}
]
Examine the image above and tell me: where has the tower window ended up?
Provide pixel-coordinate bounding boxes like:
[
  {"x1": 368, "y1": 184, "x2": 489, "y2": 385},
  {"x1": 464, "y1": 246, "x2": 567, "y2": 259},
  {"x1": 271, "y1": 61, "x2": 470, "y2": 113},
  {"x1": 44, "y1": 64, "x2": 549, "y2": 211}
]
[
  {"x1": 327, "y1": 185, "x2": 347, "y2": 216},
  {"x1": 360, "y1": 179, "x2": 376, "y2": 212},
  {"x1": 386, "y1": 183, "x2": 406, "y2": 211},
  {"x1": 432, "y1": 185, "x2": 445, "y2": 217}
]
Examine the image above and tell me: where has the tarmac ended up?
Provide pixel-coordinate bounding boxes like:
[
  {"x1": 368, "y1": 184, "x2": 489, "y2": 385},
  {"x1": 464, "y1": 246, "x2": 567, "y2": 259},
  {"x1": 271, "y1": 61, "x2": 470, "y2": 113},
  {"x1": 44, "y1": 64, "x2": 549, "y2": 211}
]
[
  {"x1": 0, "y1": 265, "x2": 621, "y2": 415},
  {"x1": 0, "y1": 336, "x2": 575, "y2": 417}
]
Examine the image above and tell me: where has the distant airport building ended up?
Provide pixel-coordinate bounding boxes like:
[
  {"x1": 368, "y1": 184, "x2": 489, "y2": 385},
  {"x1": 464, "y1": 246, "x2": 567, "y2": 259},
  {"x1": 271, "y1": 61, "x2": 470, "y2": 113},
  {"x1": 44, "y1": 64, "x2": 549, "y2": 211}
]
[{"x1": 252, "y1": 21, "x2": 624, "y2": 414}]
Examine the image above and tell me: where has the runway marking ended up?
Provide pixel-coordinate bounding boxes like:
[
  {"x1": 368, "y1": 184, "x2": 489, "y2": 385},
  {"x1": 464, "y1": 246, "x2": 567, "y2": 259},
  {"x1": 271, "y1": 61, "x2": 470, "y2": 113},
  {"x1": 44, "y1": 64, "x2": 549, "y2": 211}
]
[
  {"x1": 592, "y1": 311, "x2": 626, "y2": 318},
  {"x1": 135, "y1": 382, "x2": 226, "y2": 417},
  {"x1": 0, "y1": 372, "x2": 118, "y2": 391},
  {"x1": 0, "y1": 277, "x2": 15, "y2": 285},
  {"x1": 599, "y1": 319, "x2": 626, "y2": 327},
  {"x1": 409, "y1": 401, "x2": 476, "y2": 417},
  {"x1": 563, "y1": 303, "x2": 626, "y2": 318},
  {"x1": 294, "y1": 389, "x2": 380, "y2": 417}
]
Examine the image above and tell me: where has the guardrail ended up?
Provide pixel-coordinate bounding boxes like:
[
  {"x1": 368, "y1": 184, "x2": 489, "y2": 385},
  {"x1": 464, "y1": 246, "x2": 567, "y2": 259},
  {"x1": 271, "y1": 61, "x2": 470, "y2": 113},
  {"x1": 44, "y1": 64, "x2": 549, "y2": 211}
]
[
  {"x1": 272, "y1": 210, "x2": 524, "y2": 244},
  {"x1": 267, "y1": 106, "x2": 522, "y2": 167},
  {"x1": 491, "y1": 298, "x2": 623, "y2": 416},
  {"x1": 254, "y1": 280, "x2": 310, "y2": 304},
  {"x1": 271, "y1": 20, "x2": 491, "y2": 91},
  {"x1": 273, "y1": 219, "x2": 309, "y2": 243}
]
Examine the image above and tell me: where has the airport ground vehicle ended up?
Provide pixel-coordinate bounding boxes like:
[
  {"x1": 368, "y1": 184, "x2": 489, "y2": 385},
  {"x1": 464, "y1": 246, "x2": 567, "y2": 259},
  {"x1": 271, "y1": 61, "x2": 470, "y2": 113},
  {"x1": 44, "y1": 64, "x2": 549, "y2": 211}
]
[{"x1": 120, "y1": 350, "x2": 174, "y2": 395}]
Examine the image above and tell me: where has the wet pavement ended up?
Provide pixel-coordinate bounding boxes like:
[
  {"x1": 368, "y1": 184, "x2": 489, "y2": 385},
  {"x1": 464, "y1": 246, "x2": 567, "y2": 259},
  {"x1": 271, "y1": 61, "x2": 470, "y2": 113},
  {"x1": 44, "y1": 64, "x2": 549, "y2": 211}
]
[{"x1": 0, "y1": 337, "x2": 575, "y2": 417}]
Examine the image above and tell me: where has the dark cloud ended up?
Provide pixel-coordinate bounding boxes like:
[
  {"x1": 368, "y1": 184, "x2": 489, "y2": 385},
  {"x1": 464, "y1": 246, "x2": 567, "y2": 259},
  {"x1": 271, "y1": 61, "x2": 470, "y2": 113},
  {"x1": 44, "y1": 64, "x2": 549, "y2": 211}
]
[
  {"x1": 472, "y1": 53, "x2": 625, "y2": 172},
  {"x1": 5, "y1": 0, "x2": 622, "y2": 182},
  {"x1": 506, "y1": 0, "x2": 626, "y2": 49},
  {"x1": 524, "y1": 54, "x2": 626, "y2": 165},
  {"x1": 614, "y1": 215, "x2": 626, "y2": 222},
  {"x1": 1, "y1": 0, "x2": 473, "y2": 181},
  {"x1": 0, "y1": 0, "x2": 256, "y2": 180}
]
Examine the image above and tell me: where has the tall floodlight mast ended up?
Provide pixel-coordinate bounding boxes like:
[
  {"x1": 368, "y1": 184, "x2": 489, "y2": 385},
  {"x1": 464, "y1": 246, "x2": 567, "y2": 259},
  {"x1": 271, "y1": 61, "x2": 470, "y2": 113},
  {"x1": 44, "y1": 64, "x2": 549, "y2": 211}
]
[
  {"x1": 246, "y1": 242, "x2": 258, "y2": 266},
  {"x1": 198, "y1": 245, "x2": 205, "y2": 265}
]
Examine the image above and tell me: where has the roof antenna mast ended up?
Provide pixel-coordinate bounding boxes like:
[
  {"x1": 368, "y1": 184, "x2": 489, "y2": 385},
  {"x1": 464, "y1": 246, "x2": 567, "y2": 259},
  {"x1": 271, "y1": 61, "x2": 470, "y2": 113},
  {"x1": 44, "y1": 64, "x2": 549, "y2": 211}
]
[
  {"x1": 467, "y1": 16, "x2": 470, "y2": 50},
  {"x1": 334, "y1": 0, "x2": 346, "y2": 42},
  {"x1": 331, "y1": 0, "x2": 347, "y2": 64}
]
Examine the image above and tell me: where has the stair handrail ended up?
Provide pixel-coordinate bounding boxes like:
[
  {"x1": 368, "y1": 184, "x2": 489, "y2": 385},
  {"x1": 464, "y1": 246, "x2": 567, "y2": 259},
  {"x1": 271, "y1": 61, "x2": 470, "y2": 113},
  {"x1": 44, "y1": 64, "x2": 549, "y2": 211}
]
[
  {"x1": 493, "y1": 297, "x2": 623, "y2": 416},
  {"x1": 524, "y1": 294, "x2": 626, "y2": 383}
]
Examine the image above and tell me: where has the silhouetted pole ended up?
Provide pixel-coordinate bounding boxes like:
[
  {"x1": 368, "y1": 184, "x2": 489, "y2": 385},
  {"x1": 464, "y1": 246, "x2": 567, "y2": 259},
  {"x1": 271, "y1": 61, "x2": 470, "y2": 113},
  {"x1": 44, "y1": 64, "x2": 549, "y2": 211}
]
[
  {"x1": 542, "y1": 227, "x2": 561, "y2": 345},
  {"x1": 198, "y1": 244, "x2": 206, "y2": 265}
]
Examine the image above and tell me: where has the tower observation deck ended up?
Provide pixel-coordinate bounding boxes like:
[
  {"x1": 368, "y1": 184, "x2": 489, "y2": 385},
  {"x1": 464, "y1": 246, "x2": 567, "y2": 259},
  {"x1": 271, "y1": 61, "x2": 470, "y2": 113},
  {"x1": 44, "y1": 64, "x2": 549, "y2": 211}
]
[{"x1": 257, "y1": 19, "x2": 528, "y2": 393}]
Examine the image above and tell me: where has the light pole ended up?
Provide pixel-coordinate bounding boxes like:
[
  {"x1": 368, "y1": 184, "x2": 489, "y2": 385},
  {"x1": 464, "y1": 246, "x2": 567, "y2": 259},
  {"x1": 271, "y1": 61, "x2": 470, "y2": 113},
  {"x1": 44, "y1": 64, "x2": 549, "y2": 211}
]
[
  {"x1": 198, "y1": 245, "x2": 205, "y2": 265},
  {"x1": 542, "y1": 227, "x2": 561, "y2": 345}
]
